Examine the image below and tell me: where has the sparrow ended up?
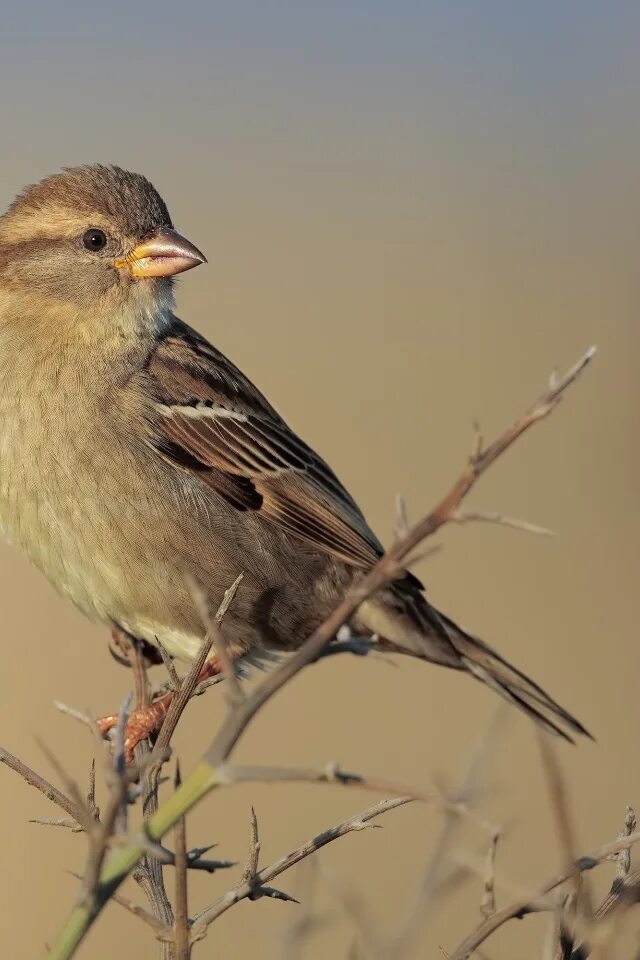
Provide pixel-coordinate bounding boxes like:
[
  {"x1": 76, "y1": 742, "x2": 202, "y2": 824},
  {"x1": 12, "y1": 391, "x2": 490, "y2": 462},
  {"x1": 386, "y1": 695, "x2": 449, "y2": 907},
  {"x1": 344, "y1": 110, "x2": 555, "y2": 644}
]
[{"x1": 0, "y1": 165, "x2": 589, "y2": 750}]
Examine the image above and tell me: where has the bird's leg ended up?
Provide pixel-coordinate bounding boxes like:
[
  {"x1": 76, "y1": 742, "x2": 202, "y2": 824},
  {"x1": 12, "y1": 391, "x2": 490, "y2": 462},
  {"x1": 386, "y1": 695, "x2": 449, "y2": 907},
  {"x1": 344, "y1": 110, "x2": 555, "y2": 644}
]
[{"x1": 97, "y1": 644, "x2": 224, "y2": 762}]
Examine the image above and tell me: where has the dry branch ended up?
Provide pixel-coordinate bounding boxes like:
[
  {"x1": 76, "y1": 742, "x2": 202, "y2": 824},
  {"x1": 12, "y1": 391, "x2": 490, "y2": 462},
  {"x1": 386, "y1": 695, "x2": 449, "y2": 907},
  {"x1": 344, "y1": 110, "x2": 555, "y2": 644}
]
[
  {"x1": 39, "y1": 345, "x2": 596, "y2": 959},
  {"x1": 448, "y1": 826, "x2": 640, "y2": 960},
  {"x1": 479, "y1": 832, "x2": 500, "y2": 919},
  {"x1": 452, "y1": 509, "x2": 554, "y2": 537},
  {"x1": 566, "y1": 806, "x2": 639, "y2": 959},
  {"x1": 190, "y1": 796, "x2": 412, "y2": 940},
  {"x1": 150, "y1": 572, "x2": 244, "y2": 763},
  {"x1": 0, "y1": 748, "x2": 91, "y2": 830}
]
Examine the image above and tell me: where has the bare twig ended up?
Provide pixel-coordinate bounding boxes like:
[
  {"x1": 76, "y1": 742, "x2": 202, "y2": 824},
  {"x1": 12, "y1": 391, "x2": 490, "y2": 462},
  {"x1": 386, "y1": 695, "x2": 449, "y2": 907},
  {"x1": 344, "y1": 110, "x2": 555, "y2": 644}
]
[
  {"x1": 480, "y1": 833, "x2": 500, "y2": 919},
  {"x1": 452, "y1": 509, "x2": 554, "y2": 537},
  {"x1": 191, "y1": 674, "x2": 225, "y2": 697},
  {"x1": 113, "y1": 694, "x2": 132, "y2": 834},
  {"x1": 129, "y1": 653, "x2": 175, "y2": 960},
  {"x1": 30, "y1": 816, "x2": 81, "y2": 830},
  {"x1": 221, "y1": 761, "x2": 430, "y2": 797},
  {"x1": 151, "y1": 573, "x2": 244, "y2": 762},
  {"x1": 79, "y1": 696, "x2": 133, "y2": 908},
  {"x1": 0, "y1": 747, "x2": 90, "y2": 830},
  {"x1": 36, "y1": 740, "x2": 89, "y2": 822},
  {"x1": 190, "y1": 796, "x2": 412, "y2": 940},
  {"x1": 18, "y1": 760, "x2": 98, "y2": 834},
  {"x1": 448, "y1": 827, "x2": 640, "y2": 960},
  {"x1": 231, "y1": 806, "x2": 293, "y2": 905},
  {"x1": 567, "y1": 806, "x2": 639, "y2": 960},
  {"x1": 93, "y1": 587, "x2": 244, "y2": 958},
  {"x1": 214, "y1": 761, "x2": 495, "y2": 833},
  {"x1": 614, "y1": 806, "x2": 636, "y2": 885},
  {"x1": 86, "y1": 759, "x2": 98, "y2": 820},
  {"x1": 132, "y1": 858, "x2": 173, "y2": 955},
  {"x1": 67, "y1": 868, "x2": 170, "y2": 937},
  {"x1": 188, "y1": 573, "x2": 245, "y2": 708},
  {"x1": 110, "y1": 891, "x2": 170, "y2": 934}
]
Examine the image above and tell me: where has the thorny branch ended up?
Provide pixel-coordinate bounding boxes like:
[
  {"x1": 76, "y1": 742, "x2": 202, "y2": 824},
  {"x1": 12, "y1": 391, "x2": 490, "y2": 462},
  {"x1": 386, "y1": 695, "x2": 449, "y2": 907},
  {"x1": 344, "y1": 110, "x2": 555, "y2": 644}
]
[
  {"x1": 189, "y1": 796, "x2": 413, "y2": 940},
  {"x1": 566, "y1": 806, "x2": 639, "y2": 960},
  {"x1": 448, "y1": 819, "x2": 640, "y2": 960},
  {"x1": 0, "y1": 748, "x2": 91, "y2": 830},
  {"x1": 0, "y1": 346, "x2": 603, "y2": 959}
]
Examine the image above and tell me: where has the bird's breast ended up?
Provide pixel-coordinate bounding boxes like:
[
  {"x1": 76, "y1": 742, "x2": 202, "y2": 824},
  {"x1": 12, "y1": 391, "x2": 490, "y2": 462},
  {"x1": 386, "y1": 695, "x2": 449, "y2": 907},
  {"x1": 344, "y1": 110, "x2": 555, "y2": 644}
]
[{"x1": 0, "y1": 341, "x2": 149, "y2": 616}]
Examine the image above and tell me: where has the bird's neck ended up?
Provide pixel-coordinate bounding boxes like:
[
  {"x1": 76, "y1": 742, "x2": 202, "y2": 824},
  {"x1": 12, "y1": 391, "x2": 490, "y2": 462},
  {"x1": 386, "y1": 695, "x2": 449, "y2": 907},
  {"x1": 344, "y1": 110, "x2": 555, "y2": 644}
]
[{"x1": 0, "y1": 285, "x2": 174, "y2": 376}]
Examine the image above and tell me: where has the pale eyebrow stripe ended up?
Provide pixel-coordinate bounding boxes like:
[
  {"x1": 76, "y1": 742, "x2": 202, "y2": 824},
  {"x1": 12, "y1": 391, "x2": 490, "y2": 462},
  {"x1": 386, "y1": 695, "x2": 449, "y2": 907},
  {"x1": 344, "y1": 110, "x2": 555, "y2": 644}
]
[{"x1": 0, "y1": 206, "x2": 108, "y2": 244}]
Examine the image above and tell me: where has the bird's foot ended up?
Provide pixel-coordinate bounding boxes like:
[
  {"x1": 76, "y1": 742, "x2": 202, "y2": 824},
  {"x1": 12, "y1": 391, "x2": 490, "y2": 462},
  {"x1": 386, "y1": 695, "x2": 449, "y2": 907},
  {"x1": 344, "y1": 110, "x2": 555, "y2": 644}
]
[
  {"x1": 96, "y1": 654, "x2": 224, "y2": 762},
  {"x1": 96, "y1": 694, "x2": 172, "y2": 763}
]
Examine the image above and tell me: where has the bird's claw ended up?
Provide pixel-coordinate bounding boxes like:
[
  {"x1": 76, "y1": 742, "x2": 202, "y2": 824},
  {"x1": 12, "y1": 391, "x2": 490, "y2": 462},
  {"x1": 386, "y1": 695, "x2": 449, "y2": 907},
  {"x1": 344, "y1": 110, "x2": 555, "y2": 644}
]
[{"x1": 96, "y1": 695, "x2": 172, "y2": 763}]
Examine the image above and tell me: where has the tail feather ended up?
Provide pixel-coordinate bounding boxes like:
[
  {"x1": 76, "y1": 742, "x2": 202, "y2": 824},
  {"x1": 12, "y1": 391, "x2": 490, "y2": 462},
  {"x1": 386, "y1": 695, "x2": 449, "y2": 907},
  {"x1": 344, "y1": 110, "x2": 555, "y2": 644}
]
[
  {"x1": 356, "y1": 592, "x2": 591, "y2": 742},
  {"x1": 435, "y1": 611, "x2": 592, "y2": 742}
]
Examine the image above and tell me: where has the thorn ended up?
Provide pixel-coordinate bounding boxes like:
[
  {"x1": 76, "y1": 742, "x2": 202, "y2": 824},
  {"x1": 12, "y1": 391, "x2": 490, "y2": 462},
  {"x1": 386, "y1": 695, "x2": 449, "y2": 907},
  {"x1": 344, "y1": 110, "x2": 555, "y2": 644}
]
[
  {"x1": 249, "y1": 885, "x2": 299, "y2": 904},
  {"x1": 241, "y1": 806, "x2": 261, "y2": 882},
  {"x1": 188, "y1": 843, "x2": 217, "y2": 861}
]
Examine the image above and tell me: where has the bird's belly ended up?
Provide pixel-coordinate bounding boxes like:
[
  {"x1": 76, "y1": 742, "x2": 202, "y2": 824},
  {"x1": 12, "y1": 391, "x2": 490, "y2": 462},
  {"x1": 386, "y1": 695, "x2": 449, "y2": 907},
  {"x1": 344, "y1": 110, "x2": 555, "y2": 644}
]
[{"x1": 0, "y1": 456, "x2": 214, "y2": 655}]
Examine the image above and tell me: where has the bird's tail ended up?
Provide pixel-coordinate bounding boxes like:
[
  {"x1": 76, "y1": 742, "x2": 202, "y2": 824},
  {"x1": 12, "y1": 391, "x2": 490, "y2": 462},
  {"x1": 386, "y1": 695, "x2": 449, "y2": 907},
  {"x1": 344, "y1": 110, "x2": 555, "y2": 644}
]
[{"x1": 355, "y1": 586, "x2": 591, "y2": 743}]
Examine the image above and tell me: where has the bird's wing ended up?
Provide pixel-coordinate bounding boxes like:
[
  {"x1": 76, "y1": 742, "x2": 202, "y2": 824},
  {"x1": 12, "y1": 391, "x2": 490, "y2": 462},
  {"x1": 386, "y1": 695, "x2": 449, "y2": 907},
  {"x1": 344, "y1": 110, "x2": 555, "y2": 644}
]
[{"x1": 143, "y1": 321, "x2": 383, "y2": 568}]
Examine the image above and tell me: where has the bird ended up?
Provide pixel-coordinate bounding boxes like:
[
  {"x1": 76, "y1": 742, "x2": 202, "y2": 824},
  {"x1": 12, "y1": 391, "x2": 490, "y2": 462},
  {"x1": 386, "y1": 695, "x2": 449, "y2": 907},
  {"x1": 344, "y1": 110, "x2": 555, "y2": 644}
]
[{"x1": 0, "y1": 164, "x2": 589, "y2": 754}]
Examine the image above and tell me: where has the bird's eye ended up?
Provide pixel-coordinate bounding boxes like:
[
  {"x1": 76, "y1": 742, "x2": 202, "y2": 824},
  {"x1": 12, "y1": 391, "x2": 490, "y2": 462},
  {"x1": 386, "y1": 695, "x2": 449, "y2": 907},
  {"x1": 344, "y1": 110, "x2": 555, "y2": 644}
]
[{"x1": 82, "y1": 228, "x2": 108, "y2": 252}]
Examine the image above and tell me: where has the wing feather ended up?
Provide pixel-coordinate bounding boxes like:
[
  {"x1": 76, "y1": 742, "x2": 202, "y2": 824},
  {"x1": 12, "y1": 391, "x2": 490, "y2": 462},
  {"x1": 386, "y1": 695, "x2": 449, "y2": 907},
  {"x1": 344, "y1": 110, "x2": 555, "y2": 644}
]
[{"x1": 144, "y1": 321, "x2": 382, "y2": 567}]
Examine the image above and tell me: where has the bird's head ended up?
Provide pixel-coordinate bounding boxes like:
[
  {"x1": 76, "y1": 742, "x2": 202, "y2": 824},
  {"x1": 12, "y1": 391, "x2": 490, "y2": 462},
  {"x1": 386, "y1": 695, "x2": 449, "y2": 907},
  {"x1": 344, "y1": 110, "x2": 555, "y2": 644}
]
[{"x1": 0, "y1": 165, "x2": 206, "y2": 319}]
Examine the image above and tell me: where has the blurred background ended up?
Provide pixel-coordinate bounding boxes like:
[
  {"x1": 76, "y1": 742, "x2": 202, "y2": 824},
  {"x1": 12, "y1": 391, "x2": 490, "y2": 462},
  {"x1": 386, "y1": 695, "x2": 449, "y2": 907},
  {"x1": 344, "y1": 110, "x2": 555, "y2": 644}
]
[{"x1": 0, "y1": 2, "x2": 638, "y2": 956}]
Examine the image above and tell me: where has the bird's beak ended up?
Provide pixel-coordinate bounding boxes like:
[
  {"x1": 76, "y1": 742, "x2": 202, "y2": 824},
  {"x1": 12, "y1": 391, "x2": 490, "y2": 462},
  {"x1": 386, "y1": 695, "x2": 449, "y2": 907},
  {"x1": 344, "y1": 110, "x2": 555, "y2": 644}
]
[{"x1": 116, "y1": 228, "x2": 207, "y2": 279}]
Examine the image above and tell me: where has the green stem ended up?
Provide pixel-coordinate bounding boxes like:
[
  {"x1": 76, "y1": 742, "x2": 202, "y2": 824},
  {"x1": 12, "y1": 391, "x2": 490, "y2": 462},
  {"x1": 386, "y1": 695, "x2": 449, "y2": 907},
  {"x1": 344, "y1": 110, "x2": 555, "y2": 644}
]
[{"x1": 47, "y1": 761, "x2": 220, "y2": 960}]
